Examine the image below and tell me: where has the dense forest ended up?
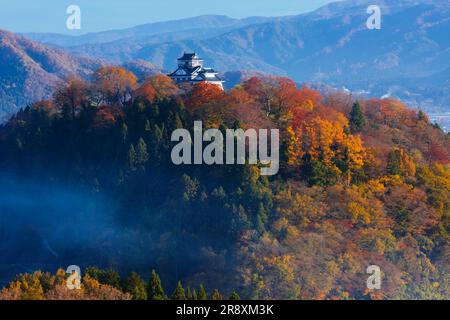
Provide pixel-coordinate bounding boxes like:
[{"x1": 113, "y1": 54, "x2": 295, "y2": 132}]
[{"x1": 0, "y1": 67, "x2": 449, "y2": 299}]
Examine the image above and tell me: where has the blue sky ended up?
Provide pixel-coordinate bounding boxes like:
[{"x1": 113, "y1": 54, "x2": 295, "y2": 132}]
[{"x1": 0, "y1": 0, "x2": 337, "y2": 34}]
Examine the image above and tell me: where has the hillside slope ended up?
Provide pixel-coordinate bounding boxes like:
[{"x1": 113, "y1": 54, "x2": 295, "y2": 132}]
[
  {"x1": 0, "y1": 30, "x2": 102, "y2": 122},
  {"x1": 24, "y1": 15, "x2": 275, "y2": 48}
]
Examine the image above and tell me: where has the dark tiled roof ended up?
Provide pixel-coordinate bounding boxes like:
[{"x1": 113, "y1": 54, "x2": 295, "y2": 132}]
[
  {"x1": 178, "y1": 52, "x2": 202, "y2": 61},
  {"x1": 168, "y1": 66, "x2": 202, "y2": 76}
]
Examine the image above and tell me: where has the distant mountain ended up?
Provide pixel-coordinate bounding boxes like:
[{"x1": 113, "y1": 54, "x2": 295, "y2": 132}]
[
  {"x1": 0, "y1": 30, "x2": 102, "y2": 122},
  {"x1": 24, "y1": 15, "x2": 275, "y2": 48}
]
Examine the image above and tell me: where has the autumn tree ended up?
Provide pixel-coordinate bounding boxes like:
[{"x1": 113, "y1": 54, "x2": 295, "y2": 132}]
[
  {"x1": 135, "y1": 74, "x2": 179, "y2": 101},
  {"x1": 226, "y1": 85, "x2": 255, "y2": 105},
  {"x1": 185, "y1": 82, "x2": 224, "y2": 111},
  {"x1": 242, "y1": 77, "x2": 321, "y2": 121},
  {"x1": 93, "y1": 66, "x2": 138, "y2": 106},
  {"x1": 54, "y1": 77, "x2": 89, "y2": 118},
  {"x1": 287, "y1": 117, "x2": 366, "y2": 185},
  {"x1": 134, "y1": 81, "x2": 156, "y2": 101},
  {"x1": 82, "y1": 275, "x2": 131, "y2": 300}
]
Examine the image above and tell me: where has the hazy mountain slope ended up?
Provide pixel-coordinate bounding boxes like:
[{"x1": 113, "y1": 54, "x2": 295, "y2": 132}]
[
  {"x1": 23, "y1": 15, "x2": 275, "y2": 48},
  {"x1": 122, "y1": 0, "x2": 449, "y2": 77},
  {"x1": 0, "y1": 30, "x2": 102, "y2": 122}
]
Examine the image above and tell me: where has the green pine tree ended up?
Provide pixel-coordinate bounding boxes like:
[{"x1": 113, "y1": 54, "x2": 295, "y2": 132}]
[
  {"x1": 121, "y1": 123, "x2": 128, "y2": 143},
  {"x1": 229, "y1": 291, "x2": 240, "y2": 300},
  {"x1": 417, "y1": 110, "x2": 427, "y2": 122},
  {"x1": 127, "y1": 144, "x2": 137, "y2": 170},
  {"x1": 186, "y1": 286, "x2": 192, "y2": 300},
  {"x1": 172, "y1": 281, "x2": 186, "y2": 300},
  {"x1": 349, "y1": 101, "x2": 366, "y2": 133},
  {"x1": 144, "y1": 120, "x2": 152, "y2": 132},
  {"x1": 256, "y1": 203, "x2": 268, "y2": 234},
  {"x1": 136, "y1": 137, "x2": 149, "y2": 165},
  {"x1": 147, "y1": 270, "x2": 166, "y2": 300},
  {"x1": 85, "y1": 267, "x2": 121, "y2": 288},
  {"x1": 210, "y1": 289, "x2": 222, "y2": 300},
  {"x1": 197, "y1": 284, "x2": 207, "y2": 300},
  {"x1": 123, "y1": 272, "x2": 147, "y2": 300},
  {"x1": 387, "y1": 149, "x2": 401, "y2": 175}
]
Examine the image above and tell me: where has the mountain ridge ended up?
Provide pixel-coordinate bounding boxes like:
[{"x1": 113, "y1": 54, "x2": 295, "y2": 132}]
[
  {"x1": 23, "y1": 15, "x2": 278, "y2": 48},
  {"x1": 0, "y1": 29, "x2": 103, "y2": 122}
]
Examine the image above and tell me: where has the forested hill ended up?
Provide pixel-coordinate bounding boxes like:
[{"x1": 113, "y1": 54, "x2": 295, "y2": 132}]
[
  {"x1": 0, "y1": 30, "x2": 102, "y2": 123},
  {"x1": 0, "y1": 70, "x2": 449, "y2": 300}
]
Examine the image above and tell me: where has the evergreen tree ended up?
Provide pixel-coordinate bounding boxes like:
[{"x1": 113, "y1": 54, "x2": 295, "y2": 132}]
[
  {"x1": 210, "y1": 289, "x2": 222, "y2": 300},
  {"x1": 186, "y1": 286, "x2": 192, "y2": 300},
  {"x1": 301, "y1": 156, "x2": 339, "y2": 186},
  {"x1": 256, "y1": 203, "x2": 268, "y2": 234},
  {"x1": 418, "y1": 110, "x2": 427, "y2": 122},
  {"x1": 85, "y1": 267, "x2": 121, "y2": 289},
  {"x1": 127, "y1": 144, "x2": 137, "y2": 170},
  {"x1": 150, "y1": 124, "x2": 164, "y2": 162},
  {"x1": 144, "y1": 120, "x2": 152, "y2": 132},
  {"x1": 136, "y1": 137, "x2": 149, "y2": 165},
  {"x1": 123, "y1": 272, "x2": 147, "y2": 300},
  {"x1": 121, "y1": 123, "x2": 128, "y2": 143},
  {"x1": 349, "y1": 101, "x2": 366, "y2": 133},
  {"x1": 172, "y1": 281, "x2": 186, "y2": 300},
  {"x1": 387, "y1": 149, "x2": 401, "y2": 175},
  {"x1": 197, "y1": 284, "x2": 207, "y2": 300},
  {"x1": 147, "y1": 270, "x2": 166, "y2": 300},
  {"x1": 229, "y1": 291, "x2": 240, "y2": 300}
]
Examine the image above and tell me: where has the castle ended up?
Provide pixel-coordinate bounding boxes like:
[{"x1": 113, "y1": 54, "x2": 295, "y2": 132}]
[{"x1": 168, "y1": 52, "x2": 224, "y2": 90}]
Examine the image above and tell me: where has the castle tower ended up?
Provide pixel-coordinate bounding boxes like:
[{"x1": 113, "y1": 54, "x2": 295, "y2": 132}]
[{"x1": 169, "y1": 52, "x2": 224, "y2": 90}]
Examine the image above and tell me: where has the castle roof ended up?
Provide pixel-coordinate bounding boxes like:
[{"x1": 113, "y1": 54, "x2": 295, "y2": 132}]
[
  {"x1": 178, "y1": 52, "x2": 202, "y2": 61},
  {"x1": 169, "y1": 52, "x2": 224, "y2": 88}
]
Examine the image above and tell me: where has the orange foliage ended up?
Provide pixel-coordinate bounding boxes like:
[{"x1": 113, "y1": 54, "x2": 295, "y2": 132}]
[
  {"x1": 226, "y1": 86, "x2": 255, "y2": 105},
  {"x1": 93, "y1": 66, "x2": 138, "y2": 106},
  {"x1": 185, "y1": 82, "x2": 225, "y2": 111},
  {"x1": 54, "y1": 76, "x2": 89, "y2": 116},
  {"x1": 136, "y1": 74, "x2": 179, "y2": 101},
  {"x1": 242, "y1": 77, "x2": 322, "y2": 119},
  {"x1": 92, "y1": 106, "x2": 124, "y2": 130},
  {"x1": 134, "y1": 82, "x2": 157, "y2": 101},
  {"x1": 287, "y1": 117, "x2": 366, "y2": 183}
]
